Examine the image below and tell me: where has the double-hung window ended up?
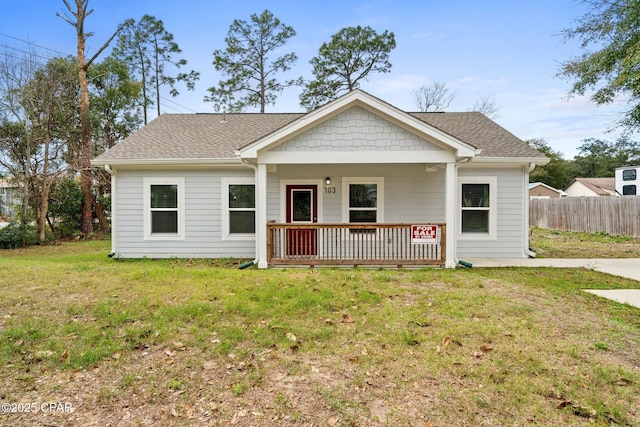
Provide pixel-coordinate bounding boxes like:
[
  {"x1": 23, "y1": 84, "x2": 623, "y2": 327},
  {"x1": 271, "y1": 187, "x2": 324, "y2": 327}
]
[
  {"x1": 143, "y1": 177, "x2": 185, "y2": 240},
  {"x1": 342, "y1": 177, "x2": 384, "y2": 226},
  {"x1": 459, "y1": 176, "x2": 496, "y2": 239},
  {"x1": 222, "y1": 178, "x2": 255, "y2": 239}
]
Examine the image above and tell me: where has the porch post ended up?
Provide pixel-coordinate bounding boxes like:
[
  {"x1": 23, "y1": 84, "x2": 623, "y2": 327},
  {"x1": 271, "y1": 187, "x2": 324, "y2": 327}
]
[
  {"x1": 444, "y1": 162, "x2": 457, "y2": 268},
  {"x1": 257, "y1": 163, "x2": 269, "y2": 269}
]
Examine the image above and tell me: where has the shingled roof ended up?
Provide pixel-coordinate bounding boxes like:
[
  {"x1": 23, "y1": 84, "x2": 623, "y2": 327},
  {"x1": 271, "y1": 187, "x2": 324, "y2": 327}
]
[{"x1": 93, "y1": 104, "x2": 545, "y2": 164}]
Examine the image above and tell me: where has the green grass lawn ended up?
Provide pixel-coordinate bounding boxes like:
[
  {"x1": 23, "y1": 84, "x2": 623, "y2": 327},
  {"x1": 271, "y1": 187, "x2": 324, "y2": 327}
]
[{"x1": 1, "y1": 238, "x2": 640, "y2": 426}]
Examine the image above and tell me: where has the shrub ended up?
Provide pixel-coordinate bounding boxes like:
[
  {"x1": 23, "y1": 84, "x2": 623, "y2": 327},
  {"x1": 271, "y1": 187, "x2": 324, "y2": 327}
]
[{"x1": 0, "y1": 222, "x2": 39, "y2": 249}]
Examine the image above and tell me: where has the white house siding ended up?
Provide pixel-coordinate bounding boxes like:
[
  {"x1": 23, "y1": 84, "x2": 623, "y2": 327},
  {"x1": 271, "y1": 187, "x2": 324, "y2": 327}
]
[
  {"x1": 115, "y1": 168, "x2": 255, "y2": 258},
  {"x1": 271, "y1": 106, "x2": 445, "y2": 153},
  {"x1": 456, "y1": 167, "x2": 527, "y2": 259},
  {"x1": 266, "y1": 164, "x2": 446, "y2": 224}
]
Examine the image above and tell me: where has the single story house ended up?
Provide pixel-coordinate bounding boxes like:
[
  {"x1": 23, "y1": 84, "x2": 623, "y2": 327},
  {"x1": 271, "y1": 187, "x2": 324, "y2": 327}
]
[
  {"x1": 528, "y1": 182, "x2": 566, "y2": 199},
  {"x1": 92, "y1": 90, "x2": 548, "y2": 268},
  {"x1": 564, "y1": 177, "x2": 615, "y2": 197}
]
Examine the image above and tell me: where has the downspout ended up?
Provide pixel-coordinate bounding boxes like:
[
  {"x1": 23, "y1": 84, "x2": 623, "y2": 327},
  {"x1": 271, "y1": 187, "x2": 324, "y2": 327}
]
[
  {"x1": 241, "y1": 159, "x2": 259, "y2": 268},
  {"x1": 104, "y1": 165, "x2": 117, "y2": 258},
  {"x1": 451, "y1": 157, "x2": 472, "y2": 267},
  {"x1": 524, "y1": 163, "x2": 537, "y2": 258}
]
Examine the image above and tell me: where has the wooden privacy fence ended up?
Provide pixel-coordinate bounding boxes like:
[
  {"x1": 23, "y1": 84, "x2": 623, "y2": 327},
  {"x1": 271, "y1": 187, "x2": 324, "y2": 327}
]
[
  {"x1": 529, "y1": 196, "x2": 640, "y2": 237},
  {"x1": 267, "y1": 223, "x2": 446, "y2": 267}
]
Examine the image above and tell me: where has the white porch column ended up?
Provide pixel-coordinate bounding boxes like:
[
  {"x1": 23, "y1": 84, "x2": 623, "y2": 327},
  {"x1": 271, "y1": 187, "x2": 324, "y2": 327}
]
[
  {"x1": 257, "y1": 163, "x2": 269, "y2": 269},
  {"x1": 444, "y1": 162, "x2": 457, "y2": 268}
]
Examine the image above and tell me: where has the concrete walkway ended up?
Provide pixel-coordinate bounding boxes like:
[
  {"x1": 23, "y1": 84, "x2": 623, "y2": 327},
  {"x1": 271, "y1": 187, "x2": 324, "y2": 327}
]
[{"x1": 464, "y1": 257, "x2": 640, "y2": 309}]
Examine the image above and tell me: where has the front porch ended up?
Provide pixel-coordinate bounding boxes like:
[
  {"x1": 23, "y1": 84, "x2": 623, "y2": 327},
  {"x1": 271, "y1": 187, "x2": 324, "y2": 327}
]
[{"x1": 267, "y1": 222, "x2": 446, "y2": 267}]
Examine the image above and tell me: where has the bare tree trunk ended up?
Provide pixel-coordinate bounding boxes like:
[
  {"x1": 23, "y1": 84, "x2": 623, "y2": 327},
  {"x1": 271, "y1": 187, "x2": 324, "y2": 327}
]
[
  {"x1": 59, "y1": 0, "x2": 128, "y2": 235},
  {"x1": 79, "y1": 54, "x2": 94, "y2": 235}
]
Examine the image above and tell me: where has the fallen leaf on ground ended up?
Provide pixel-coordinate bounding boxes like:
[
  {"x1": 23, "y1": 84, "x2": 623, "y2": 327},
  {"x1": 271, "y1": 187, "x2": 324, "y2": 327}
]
[
  {"x1": 60, "y1": 348, "x2": 69, "y2": 362},
  {"x1": 342, "y1": 314, "x2": 354, "y2": 323}
]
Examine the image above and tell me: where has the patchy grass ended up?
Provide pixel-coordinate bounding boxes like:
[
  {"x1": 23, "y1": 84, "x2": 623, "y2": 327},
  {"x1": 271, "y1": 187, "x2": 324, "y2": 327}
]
[
  {"x1": 0, "y1": 239, "x2": 640, "y2": 426},
  {"x1": 531, "y1": 227, "x2": 640, "y2": 258}
]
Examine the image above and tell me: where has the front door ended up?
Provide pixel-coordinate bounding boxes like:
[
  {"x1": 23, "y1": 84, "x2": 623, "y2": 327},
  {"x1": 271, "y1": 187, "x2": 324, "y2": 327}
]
[{"x1": 286, "y1": 185, "x2": 317, "y2": 256}]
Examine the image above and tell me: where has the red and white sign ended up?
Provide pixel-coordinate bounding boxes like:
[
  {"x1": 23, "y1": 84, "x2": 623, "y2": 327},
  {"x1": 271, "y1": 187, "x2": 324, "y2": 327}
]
[{"x1": 411, "y1": 225, "x2": 439, "y2": 244}]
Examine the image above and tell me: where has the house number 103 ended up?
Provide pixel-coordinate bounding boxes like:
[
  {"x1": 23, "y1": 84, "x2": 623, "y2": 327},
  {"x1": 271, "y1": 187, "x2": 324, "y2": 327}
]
[{"x1": 324, "y1": 186, "x2": 336, "y2": 194}]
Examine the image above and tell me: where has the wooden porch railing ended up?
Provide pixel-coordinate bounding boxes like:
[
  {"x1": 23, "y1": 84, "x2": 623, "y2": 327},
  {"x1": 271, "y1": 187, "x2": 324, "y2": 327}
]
[{"x1": 267, "y1": 223, "x2": 446, "y2": 267}]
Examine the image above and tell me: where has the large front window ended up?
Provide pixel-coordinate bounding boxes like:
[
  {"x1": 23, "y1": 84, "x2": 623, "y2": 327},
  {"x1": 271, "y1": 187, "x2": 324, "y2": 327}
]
[
  {"x1": 459, "y1": 177, "x2": 496, "y2": 238},
  {"x1": 222, "y1": 178, "x2": 255, "y2": 239},
  {"x1": 342, "y1": 177, "x2": 384, "y2": 224},
  {"x1": 229, "y1": 184, "x2": 255, "y2": 233},
  {"x1": 143, "y1": 177, "x2": 185, "y2": 240},
  {"x1": 349, "y1": 184, "x2": 377, "y2": 222},
  {"x1": 150, "y1": 184, "x2": 178, "y2": 233}
]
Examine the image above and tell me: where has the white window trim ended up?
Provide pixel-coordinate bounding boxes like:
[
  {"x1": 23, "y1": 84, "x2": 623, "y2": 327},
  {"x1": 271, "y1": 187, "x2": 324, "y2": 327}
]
[
  {"x1": 143, "y1": 177, "x2": 185, "y2": 241},
  {"x1": 341, "y1": 177, "x2": 385, "y2": 223},
  {"x1": 458, "y1": 176, "x2": 497, "y2": 240},
  {"x1": 221, "y1": 177, "x2": 255, "y2": 241}
]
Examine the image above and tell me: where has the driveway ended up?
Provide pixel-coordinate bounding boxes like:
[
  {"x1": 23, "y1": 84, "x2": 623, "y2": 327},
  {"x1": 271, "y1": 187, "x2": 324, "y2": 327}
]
[{"x1": 464, "y1": 257, "x2": 640, "y2": 308}]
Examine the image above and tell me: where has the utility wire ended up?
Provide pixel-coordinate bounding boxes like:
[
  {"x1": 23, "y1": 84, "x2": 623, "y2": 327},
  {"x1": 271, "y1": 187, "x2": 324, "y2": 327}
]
[
  {"x1": 0, "y1": 32, "x2": 71, "y2": 57},
  {"x1": 160, "y1": 95, "x2": 199, "y2": 113}
]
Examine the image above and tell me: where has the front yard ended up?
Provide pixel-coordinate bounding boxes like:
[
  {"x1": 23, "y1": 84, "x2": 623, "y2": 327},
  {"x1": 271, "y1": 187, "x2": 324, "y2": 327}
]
[{"x1": 1, "y1": 237, "x2": 640, "y2": 426}]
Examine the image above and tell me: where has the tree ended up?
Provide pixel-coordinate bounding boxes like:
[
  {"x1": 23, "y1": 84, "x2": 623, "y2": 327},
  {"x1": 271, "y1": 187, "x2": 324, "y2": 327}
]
[
  {"x1": 560, "y1": 0, "x2": 640, "y2": 130},
  {"x1": 112, "y1": 15, "x2": 199, "y2": 123},
  {"x1": 0, "y1": 56, "x2": 79, "y2": 242},
  {"x1": 469, "y1": 96, "x2": 500, "y2": 119},
  {"x1": 412, "y1": 82, "x2": 455, "y2": 112},
  {"x1": 21, "y1": 57, "x2": 79, "y2": 241},
  {"x1": 88, "y1": 57, "x2": 142, "y2": 231},
  {"x1": 571, "y1": 136, "x2": 640, "y2": 178},
  {"x1": 58, "y1": 0, "x2": 130, "y2": 235},
  {"x1": 0, "y1": 47, "x2": 39, "y2": 227},
  {"x1": 300, "y1": 26, "x2": 396, "y2": 111},
  {"x1": 527, "y1": 139, "x2": 572, "y2": 190},
  {"x1": 205, "y1": 10, "x2": 302, "y2": 113}
]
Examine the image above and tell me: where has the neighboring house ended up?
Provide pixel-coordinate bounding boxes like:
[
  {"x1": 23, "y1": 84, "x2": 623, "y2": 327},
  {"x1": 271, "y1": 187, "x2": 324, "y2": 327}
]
[
  {"x1": 92, "y1": 90, "x2": 548, "y2": 268},
  {"x1": 528, "y1": 182, "x2": 566, "y2": 199},
  {"x1": 0, "y1": 178, "x2": 19, "y2": 220},
  {"x1": 564, "y1": 177, "x2": 615, "y2": 197},
  {"x1": 615, "y1": 166, "x2": 640, "y2": 196}
]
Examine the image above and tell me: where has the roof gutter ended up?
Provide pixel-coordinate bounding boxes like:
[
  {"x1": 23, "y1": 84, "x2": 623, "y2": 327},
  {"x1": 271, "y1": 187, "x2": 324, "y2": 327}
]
[
  {"x1": 91, "y1": 157, "x2": 245, "y2": 167},
  {"x1": 469, "y1": 156, "x2": 550, "y2": 166}
]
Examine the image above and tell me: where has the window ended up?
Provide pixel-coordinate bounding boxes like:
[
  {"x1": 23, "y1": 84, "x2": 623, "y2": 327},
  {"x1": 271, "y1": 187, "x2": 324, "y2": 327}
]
[
  {"x1": 622, "y1": 169, "x2": 637, "y2": 181},
  {"x1": 623, "y1": 185, "x2": 637, "y2": 195},
  {"x1": 222, "y1": 178, "x2": 255, "y2": 239},
  {"x1": 459, "y1": 176, "x2": 497, "y2": 239},
  {"x1": 143, "y1": 177, "x2": 185, "y2": 240},
  {"x1": 342, "y1": 177, "x2": 384, "y2": 226}
]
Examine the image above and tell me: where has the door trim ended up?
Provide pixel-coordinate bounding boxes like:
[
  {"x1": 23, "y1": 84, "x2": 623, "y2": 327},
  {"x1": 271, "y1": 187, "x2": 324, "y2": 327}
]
[{"x1": 279, "y1": 179, "x2": 323, "y2": 223}]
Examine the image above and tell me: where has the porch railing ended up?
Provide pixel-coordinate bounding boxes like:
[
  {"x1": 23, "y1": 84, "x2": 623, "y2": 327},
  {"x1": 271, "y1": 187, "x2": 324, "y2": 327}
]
[{"x1": 267, "y1": 223, "x2": 446, "y2": 267}]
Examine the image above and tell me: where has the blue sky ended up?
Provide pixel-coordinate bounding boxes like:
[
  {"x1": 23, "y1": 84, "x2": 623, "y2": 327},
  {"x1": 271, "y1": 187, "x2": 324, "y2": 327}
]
[{"x1": 0, "y1": 0, "x2": 629, "y2": 159}]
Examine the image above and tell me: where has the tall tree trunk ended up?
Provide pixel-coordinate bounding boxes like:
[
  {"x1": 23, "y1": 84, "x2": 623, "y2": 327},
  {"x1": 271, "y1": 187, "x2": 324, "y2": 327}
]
[
  {"x1": 79, "y1": 59, "x2": 94, "y2": 235},
  {"x1": 59, "y1": 0, "x2": 128, "y2": 234},
  {"x1": 93, "y1": 183, "x2": 109, "y2": 232}
]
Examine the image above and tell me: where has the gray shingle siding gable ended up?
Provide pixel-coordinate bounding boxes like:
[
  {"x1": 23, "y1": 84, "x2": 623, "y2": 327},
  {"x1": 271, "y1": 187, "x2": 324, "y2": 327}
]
[{"x1": 272, "y1": 106, "x2": 445, "y2": 152}]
